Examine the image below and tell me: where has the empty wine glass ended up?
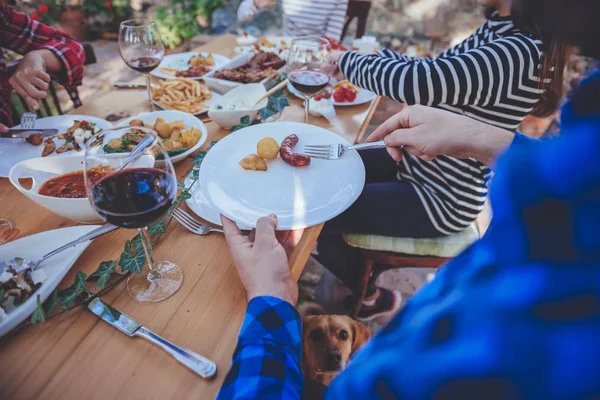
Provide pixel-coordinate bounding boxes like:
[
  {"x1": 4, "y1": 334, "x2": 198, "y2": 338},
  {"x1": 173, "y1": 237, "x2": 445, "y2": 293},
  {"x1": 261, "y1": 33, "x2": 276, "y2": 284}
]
[
  {"x1": 287, "y1": 37, "x2": 333, "y2": 124},
  {"x1": 119, "y1": 19, "x2": 165, "y2": 111},
  {"x1": 84, "y1": 128, "x2": 181, "y2": 302}
]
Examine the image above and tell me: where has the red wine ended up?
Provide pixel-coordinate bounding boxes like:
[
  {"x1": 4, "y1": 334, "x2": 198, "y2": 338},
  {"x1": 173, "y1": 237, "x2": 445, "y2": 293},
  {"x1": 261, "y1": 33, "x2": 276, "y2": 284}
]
[
  {"x1": 91, "y1": 168, "x2": 175, "y2": 228},
  {"x1": 127, "y1": 56, "x2": 161, "y2": 73},
  {"x1": 289, "y1": 70, "x2": 330, "y2": 96}
]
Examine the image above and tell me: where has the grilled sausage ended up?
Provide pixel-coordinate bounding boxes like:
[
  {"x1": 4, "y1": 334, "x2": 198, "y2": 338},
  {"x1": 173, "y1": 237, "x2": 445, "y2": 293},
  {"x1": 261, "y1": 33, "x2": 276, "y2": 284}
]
[{"x1": 280, "y1": 134, "x2": 311, "y2": 167}]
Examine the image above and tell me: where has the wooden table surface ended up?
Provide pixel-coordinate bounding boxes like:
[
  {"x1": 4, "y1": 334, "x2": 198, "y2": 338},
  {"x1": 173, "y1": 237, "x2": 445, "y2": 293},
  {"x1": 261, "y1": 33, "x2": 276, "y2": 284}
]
[{"x1": 0, "y1": 34, "x2": 379, "y2": 399}]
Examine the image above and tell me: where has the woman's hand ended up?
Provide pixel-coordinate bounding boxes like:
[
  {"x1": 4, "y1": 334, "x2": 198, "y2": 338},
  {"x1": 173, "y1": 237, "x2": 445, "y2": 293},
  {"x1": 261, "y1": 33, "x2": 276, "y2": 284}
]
[
  {"x1": 254, "y1": 0, "x2": 277, "y2": 9},
  {"x1": 329, "y1": 50, "x2": 347, "y2": 81},
  {"x1": 0, "y1": 123, "x2": 8, "y2": 133},
  {"x1": 9, "y1": 50, "x2": 52, "y2": 111},
  {"x1": 222, "y1": 214, "x2": 298, "y2": 305},
  {"x1": 367, "y1": 105, "x2": 515, "y2": 165}
]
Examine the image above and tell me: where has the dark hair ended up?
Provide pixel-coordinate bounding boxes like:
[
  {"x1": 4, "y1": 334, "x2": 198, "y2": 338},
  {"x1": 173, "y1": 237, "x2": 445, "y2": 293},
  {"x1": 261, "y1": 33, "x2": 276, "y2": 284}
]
[{"x1": 485, "y1": 6, "x2": 571, "y2": 117}]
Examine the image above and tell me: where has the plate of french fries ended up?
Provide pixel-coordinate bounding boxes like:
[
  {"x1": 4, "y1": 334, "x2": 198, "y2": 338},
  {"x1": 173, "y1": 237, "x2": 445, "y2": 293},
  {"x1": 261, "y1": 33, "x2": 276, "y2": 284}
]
[
  {"x1": 148, "y1": 77, "x2": 221, "y2": 115},
  {"x1": 152, "y1": 52, "x2": 230, "y2": 80}
]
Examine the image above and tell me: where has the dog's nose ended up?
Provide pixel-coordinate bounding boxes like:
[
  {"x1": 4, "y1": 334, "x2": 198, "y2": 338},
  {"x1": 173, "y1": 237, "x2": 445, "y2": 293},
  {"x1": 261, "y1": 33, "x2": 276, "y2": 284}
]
[{"x1": 325, "y1": 349, "x2": 342, "y2": 369}]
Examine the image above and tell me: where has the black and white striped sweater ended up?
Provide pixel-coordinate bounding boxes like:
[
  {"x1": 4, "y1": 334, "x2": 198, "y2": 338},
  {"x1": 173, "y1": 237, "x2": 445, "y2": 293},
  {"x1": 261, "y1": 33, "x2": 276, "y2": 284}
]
[{"x1": 339, "y1": 16, "x2": 545, "y2": 235}]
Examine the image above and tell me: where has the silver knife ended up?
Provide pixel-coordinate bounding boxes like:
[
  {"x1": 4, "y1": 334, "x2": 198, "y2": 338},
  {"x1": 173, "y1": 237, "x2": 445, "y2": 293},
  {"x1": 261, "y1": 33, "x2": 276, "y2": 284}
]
[
  {"x1": 113, "y1": 82, "x2": 148, "y2": 89},
  {"x1": 88, "y1": 298, "x2": 217, "y2": 379},
  {"x1": 1, "y1": 129, "x2": 58, "y2": 139}
]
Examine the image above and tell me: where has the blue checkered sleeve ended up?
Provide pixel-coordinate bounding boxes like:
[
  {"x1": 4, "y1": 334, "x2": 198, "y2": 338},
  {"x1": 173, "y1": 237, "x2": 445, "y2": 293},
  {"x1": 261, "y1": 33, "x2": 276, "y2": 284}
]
[{"x1": 217, "y1": 296, "x2": 303, "y2": 400}]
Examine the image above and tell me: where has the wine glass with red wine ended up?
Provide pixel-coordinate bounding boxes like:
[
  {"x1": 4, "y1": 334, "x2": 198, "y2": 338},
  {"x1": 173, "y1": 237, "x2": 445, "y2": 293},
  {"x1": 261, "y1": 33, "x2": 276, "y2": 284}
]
[
  {"x1": 119, "y1": 19, "x2": 164, "y2": 111},
  {"x1": 83, "y1": 128, "x2": 181, "y2": 302},
  {"x1": 287, "y1": 37, "x2": 333, "y2": 124}
]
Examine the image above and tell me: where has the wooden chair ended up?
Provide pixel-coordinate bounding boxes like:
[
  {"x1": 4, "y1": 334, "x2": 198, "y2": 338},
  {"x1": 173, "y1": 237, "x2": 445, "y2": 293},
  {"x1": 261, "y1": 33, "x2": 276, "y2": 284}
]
[
  {"x1": 9, "y1": 43, "x2": 96, "y2": 126},
  {"x1": 341, "y1": 0, "x2": 372, "y2": 42},
  {"x1": 345, "y1": 223, "x2": 483, "y2": 318}
]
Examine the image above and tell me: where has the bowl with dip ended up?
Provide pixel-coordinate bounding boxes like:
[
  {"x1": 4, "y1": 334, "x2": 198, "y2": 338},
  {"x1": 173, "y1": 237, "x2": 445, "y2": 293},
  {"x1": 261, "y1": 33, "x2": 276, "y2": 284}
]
[{"x1": 208, "y1": 83, "x2": 269, "y2": 130}]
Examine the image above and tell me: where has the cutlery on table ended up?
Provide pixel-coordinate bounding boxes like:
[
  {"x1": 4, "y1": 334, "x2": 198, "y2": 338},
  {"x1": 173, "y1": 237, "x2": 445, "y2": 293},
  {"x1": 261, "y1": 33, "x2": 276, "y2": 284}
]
[
  {"x1": 304, "y1": 140, "x2": 386, "y2": 160},
  {"x1": 113, "y1": 82, "x2": 149, "y2": 89},
  {"x1": 1, "y1": 129, "x2": 59, "y2": 139},
  {"x1": 172, "y1": 208, "x2": 223, "y2": 235},
  {"x1": 20, "y1": 111, "x2": 36, "y2": 130},
  {"x1": 88, "y1": 298, "x2": 217, "y2": 379},
  {"x1": 0, "y1": 224, "x2": 118, "y2": 274}
]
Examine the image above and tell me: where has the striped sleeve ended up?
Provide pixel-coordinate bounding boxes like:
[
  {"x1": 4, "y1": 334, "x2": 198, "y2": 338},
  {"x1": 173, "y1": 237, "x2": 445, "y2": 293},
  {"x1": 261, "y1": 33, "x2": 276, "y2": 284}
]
[
  {"x1": 377, "y1": 48, "x2": 431, "y2": 62},
  {"x1": 237, "y1": 0, "x2": 260, "y2": 23},
  {"x1": 338, "y1": 35, "x2": 543, "y2": 109},
  {"x1": 323, "y1": 0, "x2": 348, "y2": 41}
]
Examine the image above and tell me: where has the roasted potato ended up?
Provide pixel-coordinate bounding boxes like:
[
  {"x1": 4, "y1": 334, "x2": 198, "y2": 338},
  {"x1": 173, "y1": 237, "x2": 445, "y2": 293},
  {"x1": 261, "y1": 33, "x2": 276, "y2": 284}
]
[
  {"x1": 130, "y1": 119, "x2": 144, "y2": 126},
  {"x1": 240, "y1": 154, "x2": 267, "y2": 171},
  {"x1": 178, "y1": 128, "x2": 201, "y2": 148},
  {"x1": 257, "y1": 137, "x2": 280, "y2": 160},
  {"x1": 163, "y1": 140, "x2": 183, "y2": 151},
  {"x1": 171, "y1": 120, "x2": 185, "y2": 130},
  {"x1": 155, "y1": 119, "x2": 172, "y2": 139}
]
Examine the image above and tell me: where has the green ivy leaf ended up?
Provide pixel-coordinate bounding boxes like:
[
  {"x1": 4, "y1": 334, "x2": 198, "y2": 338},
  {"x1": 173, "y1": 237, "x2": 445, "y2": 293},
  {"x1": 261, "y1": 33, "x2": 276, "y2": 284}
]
[
  {"x1": 148, "y1": 219, "x2": 168, "y2": 235},
  {"x1": 0, "y1": 288, "x2": 4, "y2": 303},
  {"x1": 58, "y1": 272, "x2": 88, "y2": 307},
  {"x1": 192, "y1": 151, "x2": 208, "y2": 166},
  {"x1": 232, "y1": 115, "x2": 252, "y2": 132},
  {"x1": 43, "y1": 291, "x2": 58, "y2": 315},
  {"x1": 192, "y1": 168, "x2": 200, "y2": 179},
  {"x1": 88, "y1": 261, "x2": 117, "y2": 289},
  {"x1": 131, "y1": 234, "x2": 144, "y2": 252},
  {"x1": 30, "y1": 295, "x2": 45, "y2": 324},
  {"x1": 177, "y1": 191, "x2": 192, "y2": 201},
  {"x1": 119, "y1": 240, "x2": 146, "y2": 274},
  {"x1": 177, "y1": 181, "x2": 186, "y2": 190}
]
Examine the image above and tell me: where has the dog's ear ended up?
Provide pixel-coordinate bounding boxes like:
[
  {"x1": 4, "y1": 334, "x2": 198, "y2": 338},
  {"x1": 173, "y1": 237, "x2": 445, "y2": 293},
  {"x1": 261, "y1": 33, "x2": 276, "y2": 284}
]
[
  {"x1": 350, "y1": 319, "x2": 372, "y2": 354},
  {"x1": 298, "y1": 302, "x2": 326, "y2": 319}
]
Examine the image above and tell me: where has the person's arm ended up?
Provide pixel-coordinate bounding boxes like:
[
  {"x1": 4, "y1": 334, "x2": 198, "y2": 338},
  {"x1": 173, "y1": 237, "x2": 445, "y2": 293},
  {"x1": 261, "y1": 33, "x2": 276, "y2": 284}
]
[
  {"x1": 376, "y1": 48, "x2": 432, "y2": 62},
  {"x1": 323, "y1": 0, "x2": 348, "y2": 42},
  {"x1": 339, "y1": 37, "x2": 543, "y2": 125},
  {"x1": 237, "y1": 0, "x2": 276, "y2": 23},
  {"x1": 217, "y1": 215, "x2": 303, "y2": 400},
  {"x1": 0, "y1": 5, "x2": 84, "y2": 110}
]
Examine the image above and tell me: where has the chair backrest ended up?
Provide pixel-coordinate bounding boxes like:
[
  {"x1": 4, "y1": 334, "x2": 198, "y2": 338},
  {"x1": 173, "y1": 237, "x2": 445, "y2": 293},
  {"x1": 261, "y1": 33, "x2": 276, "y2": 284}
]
[
  {"x1": 8, "y1": 43, "x2": 97, "y2": 126},
  {"x1": 341, "y1": 0, "x2": 372, "y2": 43}
]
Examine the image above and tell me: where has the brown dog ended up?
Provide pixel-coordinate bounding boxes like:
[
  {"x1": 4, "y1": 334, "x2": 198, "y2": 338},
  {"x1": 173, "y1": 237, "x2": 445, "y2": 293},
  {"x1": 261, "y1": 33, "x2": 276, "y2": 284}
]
[{"x1": 299, "y1": 303, "x2": 371, "y2": 386}]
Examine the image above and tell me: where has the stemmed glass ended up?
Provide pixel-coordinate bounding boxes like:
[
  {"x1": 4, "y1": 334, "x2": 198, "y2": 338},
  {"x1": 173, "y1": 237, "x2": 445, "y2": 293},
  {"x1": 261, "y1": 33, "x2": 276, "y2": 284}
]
[
  {"x1": 83, "y1": 129, "x2": 182, "y2": 302},
  {"x1": 119, "y1": 19, "x2": 165, "y2": 111},
  {"x1": 287, "y1": 37, "x2": 333, "y2": 124}
]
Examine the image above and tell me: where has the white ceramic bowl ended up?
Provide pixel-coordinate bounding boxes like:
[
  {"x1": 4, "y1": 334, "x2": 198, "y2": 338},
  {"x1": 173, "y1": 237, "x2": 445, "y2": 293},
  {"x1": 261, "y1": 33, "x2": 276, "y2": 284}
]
[
  {"x1": 208, "y1": 84, "x2": 269, "y2": 130},
  {"x1": 8, "y1": 154, "x2": 154, "y2": 223}
]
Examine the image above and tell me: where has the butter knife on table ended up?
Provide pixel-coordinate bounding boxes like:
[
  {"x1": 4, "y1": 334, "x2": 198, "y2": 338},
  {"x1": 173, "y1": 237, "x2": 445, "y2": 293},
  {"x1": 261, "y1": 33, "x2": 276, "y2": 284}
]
[
  {"x1": 1, "y1": 129, "x2": 58, "y2": 139},
  {"x1": 88, "y1": 298, "x2": 217, "y2": 379},
  {"x1": 113, "y1": 82, "x2": 148, "y2": 89}
]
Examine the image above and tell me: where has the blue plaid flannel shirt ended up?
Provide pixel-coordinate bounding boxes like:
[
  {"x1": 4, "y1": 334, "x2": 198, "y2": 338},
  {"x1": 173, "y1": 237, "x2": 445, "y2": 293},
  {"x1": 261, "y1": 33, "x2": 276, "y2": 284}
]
[{"x1": 218, "y1": 70, "x2": 600, "y2": 400}]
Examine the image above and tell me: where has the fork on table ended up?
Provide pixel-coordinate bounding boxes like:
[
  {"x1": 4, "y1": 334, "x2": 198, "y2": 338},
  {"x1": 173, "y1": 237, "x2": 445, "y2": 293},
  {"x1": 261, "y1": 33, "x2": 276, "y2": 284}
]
[
  {"x1": 20, "y1": 111, "x2": 36, "y2": 129},
  {"x1": 172, "y1": 208, "x2": 223, "y2": 235},
  {"x1": 304, "y1": 140, "x2": 386, "y2": 160}
]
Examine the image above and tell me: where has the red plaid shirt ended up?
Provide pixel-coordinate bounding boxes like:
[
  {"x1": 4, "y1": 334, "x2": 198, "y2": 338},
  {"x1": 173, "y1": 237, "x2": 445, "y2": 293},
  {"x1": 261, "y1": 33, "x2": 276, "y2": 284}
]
[{"x1": 0, "y1": 5, "x2": 85, "y2": 126}]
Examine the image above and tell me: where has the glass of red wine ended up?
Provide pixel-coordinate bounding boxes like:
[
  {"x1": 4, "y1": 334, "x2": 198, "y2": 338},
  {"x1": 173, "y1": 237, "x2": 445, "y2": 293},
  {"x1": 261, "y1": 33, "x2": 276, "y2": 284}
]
[
  {"x1": 287, "y1": 37, "x2": 333, "y2": 124},
  {"x1": 83, "y1": 128, "x2": 181, "y2": 302},
  {"x1": 118, "y1": 19, "x2": 164, "y2": 112}
]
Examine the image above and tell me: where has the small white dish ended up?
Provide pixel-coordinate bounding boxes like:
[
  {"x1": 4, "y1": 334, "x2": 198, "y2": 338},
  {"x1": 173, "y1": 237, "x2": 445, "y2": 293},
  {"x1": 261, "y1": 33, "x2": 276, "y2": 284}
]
[
  {"x1": 0, "y1": 225, "x2": 100, "y2": 337},
  {"x1": 1, "y1": 115, "x2": 113, "y2": 178},
  {"x1": 236, "y1": 34, "x2": 257, "y2": 46},
  {"x1": 287, "y1": 82, "x2": 378, "y2": 107},
  {"x1": 198, "y1": 122, "x2": 366, "y2": 230},
  {"x1": 114, "y1": 110, "x2": 208, "y2": 163},
  {"x1": 151, "y1": 52, "x2": 230, "y2": 80},
  {"x1": 208, "y1": 84, "x2": 269, "y2": 130},
  {"x1": 203, "y1": 52, "x2": 286, "y2": 94},
  {"x1": 8, "y1": 154, "x2": 154, "y2": 223}
]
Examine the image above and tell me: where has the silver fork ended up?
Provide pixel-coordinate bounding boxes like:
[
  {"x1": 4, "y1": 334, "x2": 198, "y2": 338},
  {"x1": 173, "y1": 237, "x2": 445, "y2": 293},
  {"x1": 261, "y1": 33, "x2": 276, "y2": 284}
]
[
  {"x1": 20, "y1": 111, "x2": 36, "y2": 129},
  {"x1": 172, "y1": 208, "x2": 223, "y2": 235},
  {"x1": 304, "y1": 140, "x2": 386, "y2": 160}
]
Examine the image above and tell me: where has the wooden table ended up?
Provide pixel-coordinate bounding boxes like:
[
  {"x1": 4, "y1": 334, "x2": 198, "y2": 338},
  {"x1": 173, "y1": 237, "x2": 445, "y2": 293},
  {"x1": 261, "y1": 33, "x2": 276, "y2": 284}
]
[{"x1": 0, "y1": 34, "x2": 379, "y2": 399}]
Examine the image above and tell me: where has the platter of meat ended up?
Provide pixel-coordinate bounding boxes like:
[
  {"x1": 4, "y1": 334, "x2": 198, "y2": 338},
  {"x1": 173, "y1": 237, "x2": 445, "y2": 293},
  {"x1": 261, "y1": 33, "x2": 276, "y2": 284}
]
[
  {"x1": 203, "y1": 52, "x2": 287, "y2": 94},
  {"x1": 193, "y1": 121, "x2": 365, "y2": 230}
]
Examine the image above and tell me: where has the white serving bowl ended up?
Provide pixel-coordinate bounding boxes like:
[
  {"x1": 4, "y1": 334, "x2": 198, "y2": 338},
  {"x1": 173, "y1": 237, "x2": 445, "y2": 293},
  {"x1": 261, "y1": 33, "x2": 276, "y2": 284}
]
[
  {"x1": 8, "y1": 154, "x2": 154, "y2": 223},
  {"x1": 208, "y1": 84, "x2": 269, "y2": 130}
]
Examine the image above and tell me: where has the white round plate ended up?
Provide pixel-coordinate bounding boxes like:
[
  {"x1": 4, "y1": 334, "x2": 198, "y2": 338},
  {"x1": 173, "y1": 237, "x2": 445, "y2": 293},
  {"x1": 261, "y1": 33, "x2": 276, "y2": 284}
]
[
  {"x1": 0, "y1": 225, "x2": 99, "y2": 337},
  {"x1": 198, "y1": 122, "x2": 366, "y2": 230},
  {"x1": 151, "y1": 52, "x2": 230, "y2": 80},
  {"x1": 287, "y1": 82, "x2": 377, "y2": 106},
  {"x1": 0, "y1": 115, "x2": 113, "y2": 178},
  {"x1": 142, "y1": 91, "x2": 223, "y2": 116},
  {"x1": 114, "y1": 110, "x2": 208, "y2": 163}
]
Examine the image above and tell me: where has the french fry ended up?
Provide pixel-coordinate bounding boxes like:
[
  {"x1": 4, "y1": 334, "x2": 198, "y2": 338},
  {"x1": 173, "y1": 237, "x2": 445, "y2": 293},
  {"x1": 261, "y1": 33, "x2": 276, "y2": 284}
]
[{"x1": 150, "y1": 77, "x2": 213, "y2": 114}]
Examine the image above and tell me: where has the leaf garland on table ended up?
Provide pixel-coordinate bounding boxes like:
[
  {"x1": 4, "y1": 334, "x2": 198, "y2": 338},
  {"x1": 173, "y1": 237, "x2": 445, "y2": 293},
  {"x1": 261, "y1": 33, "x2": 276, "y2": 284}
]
[
  {"x1": 232, "y1": 90, "x2": 289, "y2": 132},
  {"x1": 19, "y1": 142, "x2": 218, "y2": 329}
]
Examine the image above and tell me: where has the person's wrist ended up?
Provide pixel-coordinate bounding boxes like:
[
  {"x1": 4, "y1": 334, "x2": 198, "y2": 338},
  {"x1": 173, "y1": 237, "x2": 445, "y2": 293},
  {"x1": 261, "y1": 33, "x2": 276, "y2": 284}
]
[{"x1": 468, "y1": 126, "x2": 514, "y2": 165}]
